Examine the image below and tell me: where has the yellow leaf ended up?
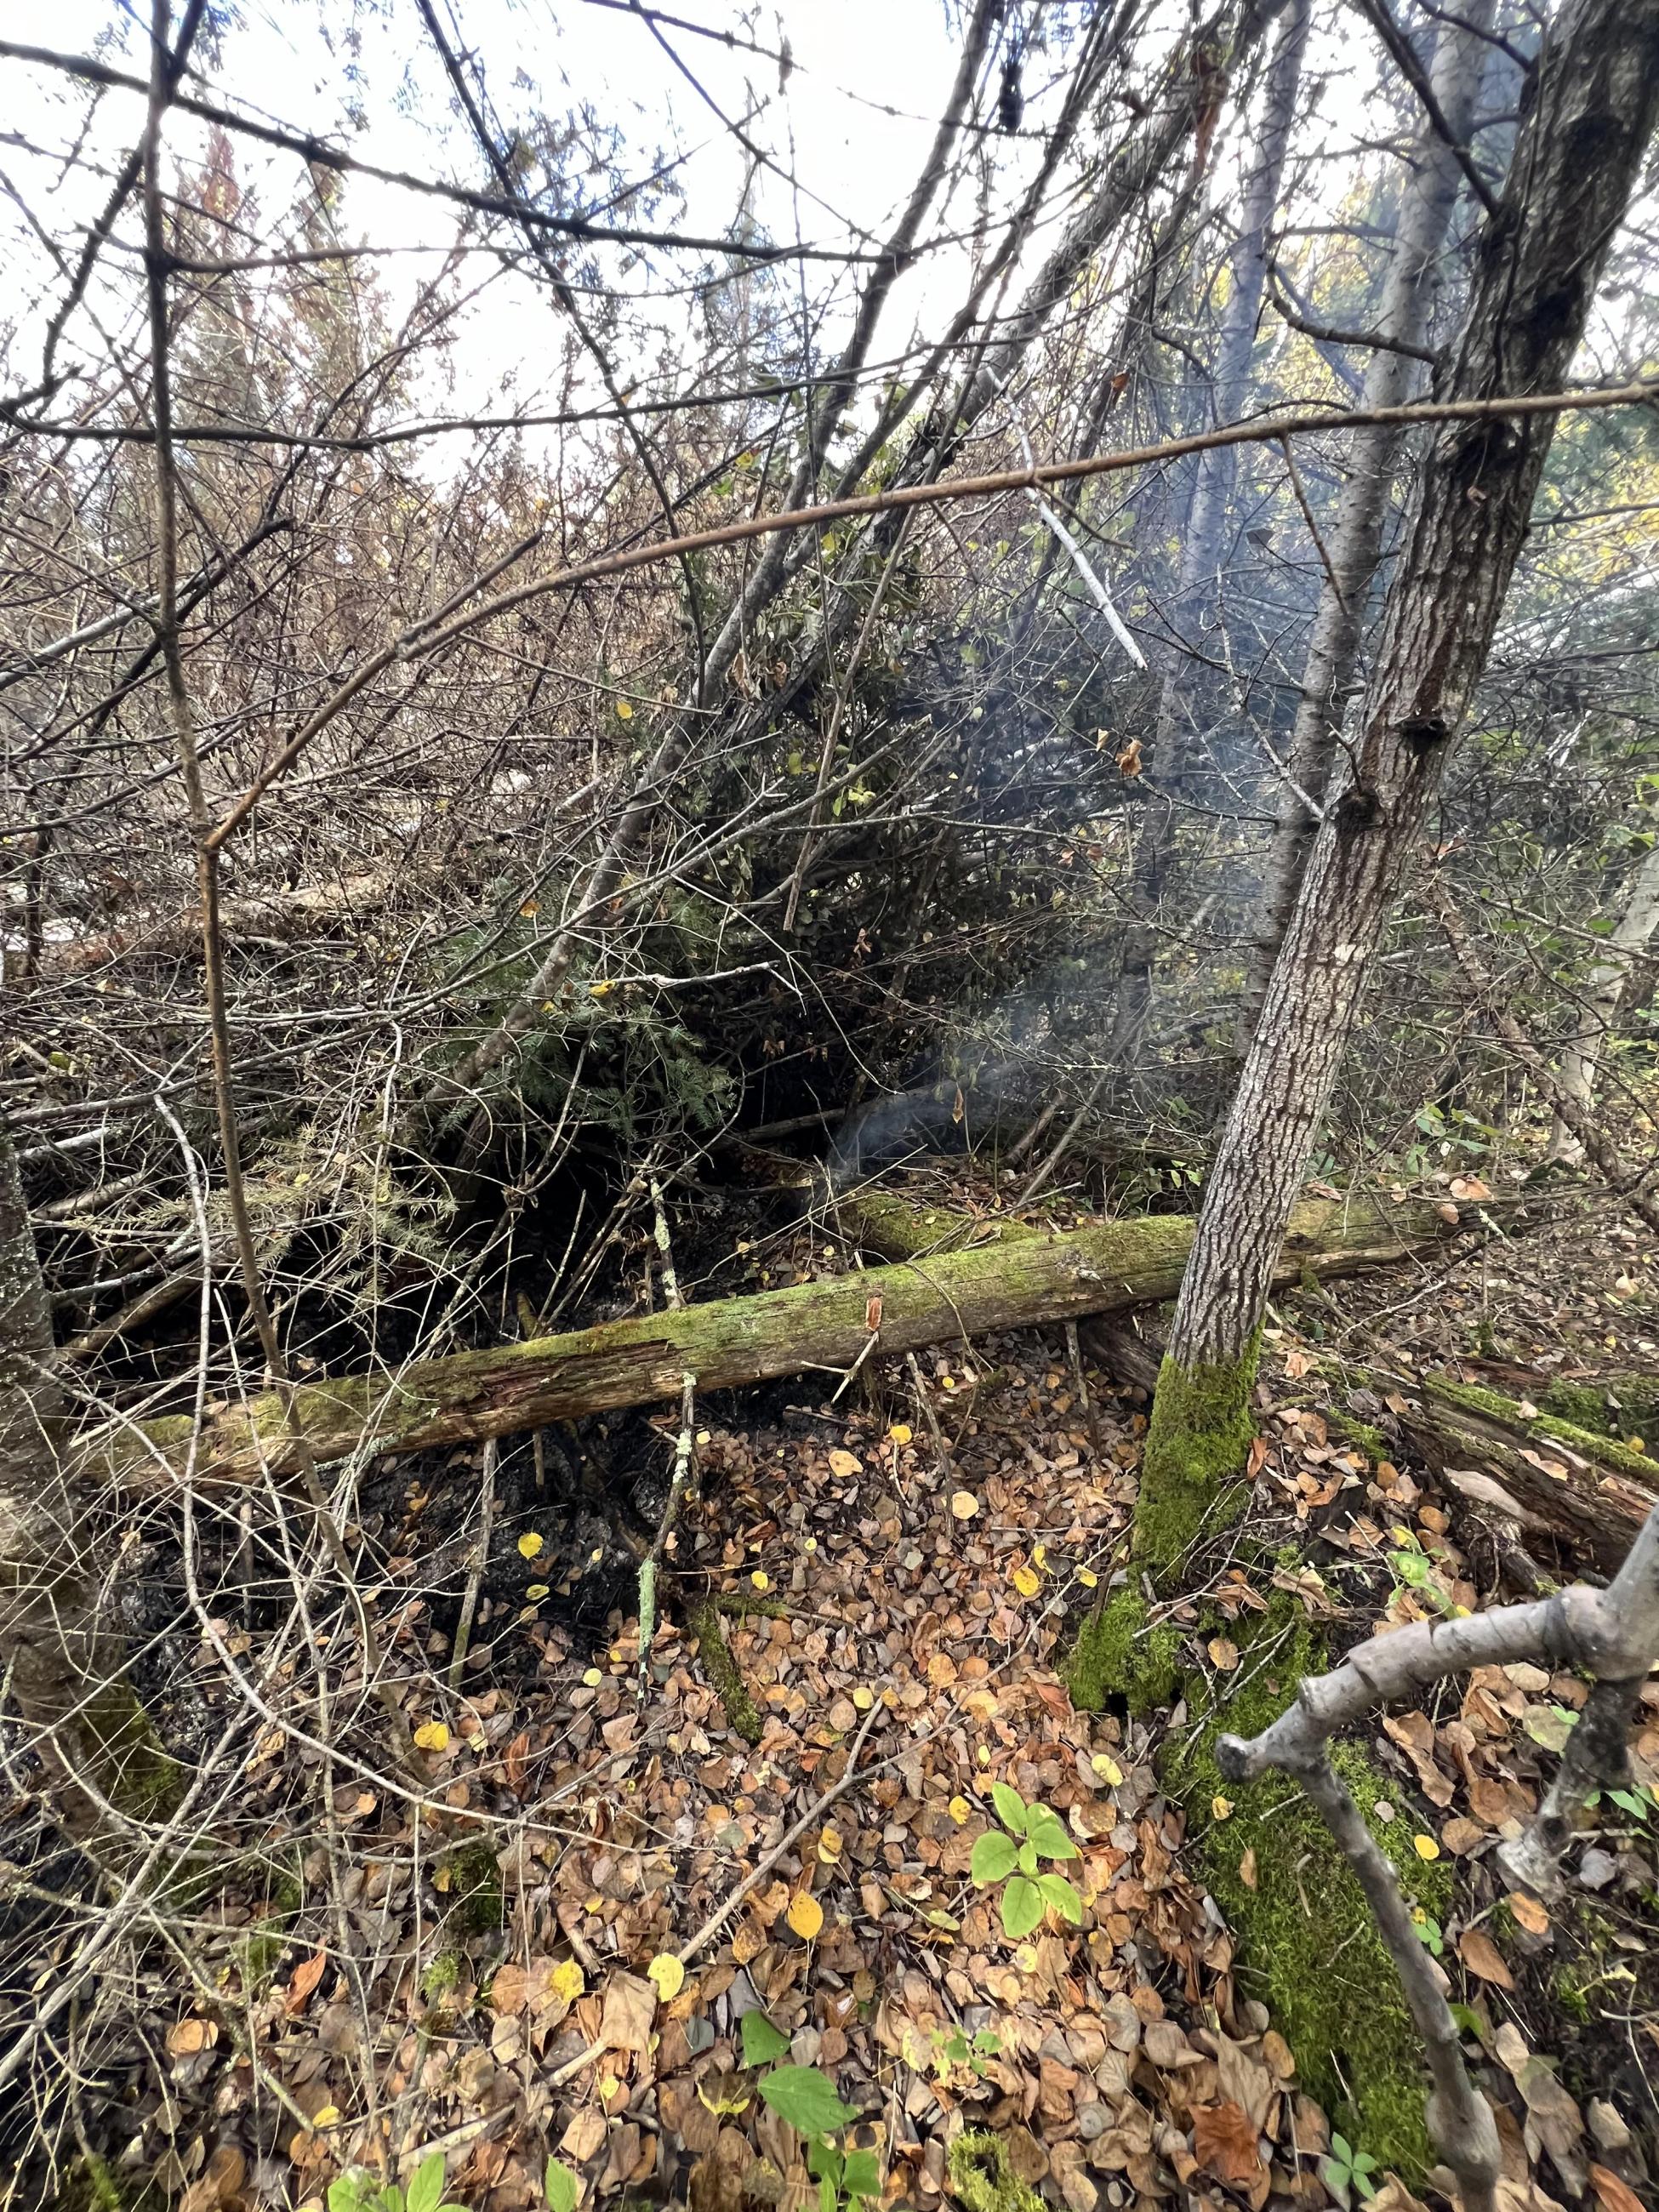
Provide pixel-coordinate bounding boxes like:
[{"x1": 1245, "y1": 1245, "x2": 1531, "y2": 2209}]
[
  {"x1": 518, "y1": 1532, "x2": 544, "y2": 1559},
  {"x1": 589, "y1": 979, "x2": 615, "y2": 997},
  {"x1": 615, "y1": 698, "x2": 634, "y2": 719},
  {"x1": 887, "y1": 1422, "x2": 913, "y2": 1446},
  {"x1": 311, "y1": 2106, "x2": 342, "y2": 2129},
  {"x1": 1032, "y1": 1543, "x2": 1047, "y2": 1571},
  {"x1": 518, "y1": 898, "x2": 540, "y2": 916},
  {"x1": 525, "y1": 1583, "x2": 549, "y2": 1601},
  {"x1": 948, "y1": 1796, "x2": 971, "y2": 1824},
  {"x1": 413, "y1": 1720, "x2": 449, "y2": 1753},
  {"x1": 647, "y1": 1953, "x2": 686, "y2": 2001},
  {"x1": 1413, "y1": 1833, "x2": 1440, "y2": 1860},
  {"x1": 1212, "y1": 1795, "x2": 1234, "y2": 1821},
  {"x1": 818, "y1": 1827, "x2": 845, "y2": 1862},
  {"x1": 750, "y1": 1571, "x2": 770, "y2": 1591},
  {"x1": 1092, "y1": 1754, "x2": 1124, "y2": 1787},
  {"x1": 851, "y1": 1687, "x2": 874, "y2": 1711},
  {"x1": 1011, "y1": 1565, "x2": 1040, "y2": 1599},
  {"x1": 827, "y1": 1448, "x2": 860, "y2": 1478},
  {"x1": 786, "y1": 1892, "x2": 824, "y2": 1941},
  {"x1": 950, "y1": 1491, "x2": 979, "y2": 1520},
  {"x1": 550, "y1": 1960, "x2": 585, "y2": 2003},
  {"x1": 1077, "y1": 1568, "x2": 1098, "y2": 1589},
  {"x1": 583, "y1": 1667, "x2": 603, "y2": 1687}
]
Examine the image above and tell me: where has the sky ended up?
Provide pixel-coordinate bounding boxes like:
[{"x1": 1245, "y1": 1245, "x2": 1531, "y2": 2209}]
[{"x1": 2, "y1": 2, "x2": 1114, "y2": 458}]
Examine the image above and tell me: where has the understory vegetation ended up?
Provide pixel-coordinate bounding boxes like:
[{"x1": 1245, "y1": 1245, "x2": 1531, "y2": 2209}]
[{"x1": 2, "y1": 2, "x2": 1659, "y2": 2210}]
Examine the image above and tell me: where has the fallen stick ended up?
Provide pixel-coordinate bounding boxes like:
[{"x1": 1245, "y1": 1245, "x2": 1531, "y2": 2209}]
[{"x1": 82, "y1": 1195, "x2": 1455, "y2": 1491}]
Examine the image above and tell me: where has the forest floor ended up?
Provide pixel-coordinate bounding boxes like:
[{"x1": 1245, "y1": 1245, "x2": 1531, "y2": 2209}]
[{"x1": 6, "y1": 1165, "x2": 1658, "y2": 2212}]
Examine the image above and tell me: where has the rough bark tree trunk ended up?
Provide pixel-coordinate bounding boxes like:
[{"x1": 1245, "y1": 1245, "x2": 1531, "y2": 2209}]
[
  {"x1": 82, "y1": 1195, "x2": 1452, "y2": 1491},
  {"x1": 1123, "y1": 0, "x2": 1659, "y2": 1582},
  {"x1": 1111, "y1": 0, "x2": 1310, "y2": 1055},
  {"x1": 1240, "y1": 0, "x2": 1497, "y2": 1029},
  {"x1": 0, "y1": 1115, "x2": 180, "y2": 1830},
  {"x1": 1546, "y1": 834, "x2": 1659, "y2": 1159}
]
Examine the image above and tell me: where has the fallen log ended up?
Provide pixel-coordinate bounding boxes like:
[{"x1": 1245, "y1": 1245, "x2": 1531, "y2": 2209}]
[
  {"x1": 83, "y1": 1194, "x2": 1454, "y2": 1491},
  {"x1": 1398, "y1": 1372, "x2": 1658, "y2": 1568}
]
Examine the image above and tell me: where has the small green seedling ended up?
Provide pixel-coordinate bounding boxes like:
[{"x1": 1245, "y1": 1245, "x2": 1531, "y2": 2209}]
[
  {"x1": 1411, "y1": 1907, "x2": 1445, "y2": 1958},
  {"x1": 1320, "y1": 2133, "x2": 1380, "y2": 2206},
  {"x1": 328, "y1": 2156, "x2": 466, "y2": 2212},
  {"x1": 969, "y1": 1782, "x2": 1081, "y2": 1938},
  {"x1": 544, "y1": 2161, "x2": 579, "y2": 2212},
  {"x1": 756, "y1": 2067, "x2": 880, "y2": 2211},
  {"x1": 931, "y1": 2025, "x2": 1002, "y2": 2082}
]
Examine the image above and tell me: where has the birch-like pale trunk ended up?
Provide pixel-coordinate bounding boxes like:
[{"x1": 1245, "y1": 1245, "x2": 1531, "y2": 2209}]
[
  {"x1": 1547, "y1": 834, "x2": 1659, "y2": 1159},
  {"x1": 1240, "y1": 0, "x2": 1497, "y2": 1029},
  {"x1": 1137, "y1": 0, "x2": 1659, "y2": 1528},
  {"x1": 1111, "y1": 0, "x2": 1309, "y2": 1054}
]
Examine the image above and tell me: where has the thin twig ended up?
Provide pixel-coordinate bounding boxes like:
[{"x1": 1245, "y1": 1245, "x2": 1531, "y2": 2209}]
[{"x1": 448, "y1": 1437, "x2": 499, "y2": 1693}]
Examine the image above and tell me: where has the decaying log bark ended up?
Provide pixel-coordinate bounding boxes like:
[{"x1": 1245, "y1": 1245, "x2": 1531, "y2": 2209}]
[
  {"x1": 82, "y1": 1194, "x2": 1453, "y2": 1491},
  {"x1": 1398, "y1": 1373, "x2": 1657, "y2": 1568}
]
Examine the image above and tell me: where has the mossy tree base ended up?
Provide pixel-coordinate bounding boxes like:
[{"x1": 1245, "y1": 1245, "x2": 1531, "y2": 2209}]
[{"x1": 1177, "y1": 1608, "x2": 1448, "y2": 2175}]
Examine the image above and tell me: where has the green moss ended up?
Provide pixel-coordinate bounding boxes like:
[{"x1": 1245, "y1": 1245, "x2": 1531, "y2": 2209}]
[
  {"x1": 1429, "y1": 1378, "x2": 1657, "y2": 1482},
  {"x1": 685, "y1": 1594, "x2": 762, "y2": 1743},
  {"x1": 82, "y1": 1678, "x2": 185, "y2": 1821},
  {"x1": 1174, "y1": 1609, "x2": 1449, "y2": 2176},
  {"x1": 945, "y1": 2131, "x2": 1044, "y2": 2212},
  {"x1": 1540, "y1": 1375, "x2": 1659, "y2": 1443},
  {"x1": 420, "y1": 1950, "x2": 464, "y2": 2003},
  {"x1": 439, "y1": 1839, "x2": 503, "y2": 1938},
  {"x1": 1068, "y1": 1589, "x2": 1183, "y2": 1716},
  {"x1": 1134, "y1": 1344, "x2": 1260, "y2": 1572},
  {"x1": 1321, "y1": 1407, "x2": 1388, "y2": 1462}
]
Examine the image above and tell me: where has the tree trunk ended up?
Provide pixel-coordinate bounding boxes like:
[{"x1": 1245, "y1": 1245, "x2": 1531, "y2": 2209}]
[
  {"x1": 1240, "y1": 0, "x2": 1496, "y2": 1029},
  {"x1": 1112, "y1": 0, "x2": 1310, "y2": 1055},
  {"x1": 1125, "y1": 0, "x2": 1659, "y2": 1582},
  {"x1": 82, "y1": 1195, "x2": 1453, "y2": 1491},
  {"x1": 1546, "y1": 834, "x2": 1659, "y2": 1159},
  {"x1": 0, "y1": 1115, "x2": 180, "y2": 1831}
]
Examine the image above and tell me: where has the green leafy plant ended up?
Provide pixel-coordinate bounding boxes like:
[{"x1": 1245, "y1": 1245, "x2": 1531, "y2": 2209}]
[
  {"x1": 755, "y1": 2067, "x2": 879, "y2": 2210},
  {"x1": 931, "y1": 2025, "x2": 1002, "y2": 2082},
  {"x1": 328, "y1": 2155, "x2": 466, "y2": 2212},
  {"x1": 740, "y1": 2008, "x2": 791, "y2": 2066},
  {"x1": 1411, "y1": 1907, "x2": 1445, "y2": 1958},
  {"x1": 544, "y1": 2162, "x2": 579, "y2": 2212},
  {"x1": 968, "y1": 1782, "x2": 1081, "y2": 1937},
  {"x1": 1320, "y1": 2133, "x2": 1380, "y2": 2206}
]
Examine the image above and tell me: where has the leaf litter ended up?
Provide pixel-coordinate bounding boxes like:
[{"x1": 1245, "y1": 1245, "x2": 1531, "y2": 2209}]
[{"x1": 12, "y1": 1175, "x2": 1658, "y2": 2212}]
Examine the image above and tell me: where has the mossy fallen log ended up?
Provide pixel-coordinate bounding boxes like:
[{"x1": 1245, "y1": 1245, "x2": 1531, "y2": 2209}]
[
  {"x1": 83, "y1": 1195, "x2": 1452, "y2": 1491},
  {"x1": 1401, "y1": 1373, "x2": 1657, "y2": 1567}
]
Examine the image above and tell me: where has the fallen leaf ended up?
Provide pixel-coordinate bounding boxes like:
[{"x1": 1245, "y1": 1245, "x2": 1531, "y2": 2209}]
[
  {"x1": 887, "y1": 1423, "x2": 912, "y2": 1445},
  {"x1": 827, "y1": 1449, "x2": 861, "y2": 1478},
  {"x1": 1590, "y1": 2164, "x2": 1645, "y2": 2212},
  {"x1": 517, "y1": 1531, "x2": 544, "y2": 1559},
  {"x1": 1441, "y1": 1816, "x2": 1485, "y2": 1856},
  {"x1": 950, "y1": 1491, "x2": 979, "y2": 1520},
  {"x1": 786, "y1": 1891, "x2": 824, "y2": 1941},
  {"x1": 1509, "y1": 1892, "x2": 1551, "y2": 1936},
  {"x1": 1011, "y1": 1565, "x2": 1040, "y2": 1598},
  {"x1": 1211, "y1": 1796, "x2": 1234, "y2": 1821},
  {"x1": 647, "y1": 1953, "x2": 686, "y2": 2001},
  {"x1": 599, "y1": 1971, "x2": 658, "y2": 2053},
  {"x1": 1459, "y1": 1929, "x2": 1515, "y2": 1989},
  {"x1": 1412, "y1": 1833, "x2": 1440, "y2": 1860},
  {"x1": 1191, "y1": 2101, "x2": 1263, "y2": 2185},
  {"x1": 1238, "y1": 1845, "x2": 1258, "y2": 1890},
  {"x1": 165, "y1": 2017, "x2": 219, "y2": 2055},
  {"x1": 1207, "y1": 1637, "x2": 1240, "y2": 1672},
  {"x1": 285, "y1": 1946, "x2": 329, "y2": 2015},
  {"x1": 413, "y1": 1720, "x2": 450, "y2": 1753}
]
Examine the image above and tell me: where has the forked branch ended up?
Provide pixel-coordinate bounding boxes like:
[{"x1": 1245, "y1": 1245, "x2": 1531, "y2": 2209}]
[{"x1": 1217, "y1": 1505, "x2": 1659, "y2": 2210}]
